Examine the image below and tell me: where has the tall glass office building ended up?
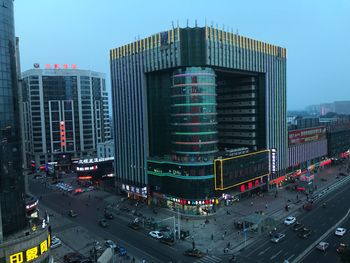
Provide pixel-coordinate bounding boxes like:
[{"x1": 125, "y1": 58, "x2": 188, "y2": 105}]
[
  {"x1": 21, "y1": 68, "x2": 110, "y2": 169},
  {"x1": 0, "y1": 0, "x2": 27, "y2": 239},
  {"x1": 110, "y1": 26, "x2": 287, "y2": 213}
]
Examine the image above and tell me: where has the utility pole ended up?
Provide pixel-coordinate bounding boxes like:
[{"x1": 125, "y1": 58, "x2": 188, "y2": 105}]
[{"x1": 177, "y1": 207, "x2": 181, "y2": 240}]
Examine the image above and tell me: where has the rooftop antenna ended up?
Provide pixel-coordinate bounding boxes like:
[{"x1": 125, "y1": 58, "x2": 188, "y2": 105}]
[
  {"x1": 171, "y1": 21, "x2": 174, "y2": 29},
  {"x1": 177, "y1": 20, "x2": 179, "y2": 28},
  {"x1": 187, "y1": 19, "x2": 189, "y2": 27},
  {"x1": 205, "y1": 18, "x2": 207, "y2": 27},
  {"x1": 195, "y1": 19, "x2": 198, "y2": 27},
  {"x1": 236, "y1": 29, "x2": 239, "y2": 35}
]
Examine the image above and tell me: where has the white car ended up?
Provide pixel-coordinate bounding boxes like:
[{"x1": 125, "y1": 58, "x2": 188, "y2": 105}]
[
  {"x1": 284, "y1": 216, "x2": 296, "y2": 226},
  {"x1": 149, "y1": 231, "x2": 163, "y2": 239},
  {"x1": 316, "y1": 241, "x2": 329, "y2": 251},
  {"x1": 335, "y1": 227, "x2": 347, "y2": 236},
  {"x1": 51, "y1": 236, "x2": 62, "y2": 249},
  {"x1": 105, "y1": 240, "x2": 117, "y2": 249}
]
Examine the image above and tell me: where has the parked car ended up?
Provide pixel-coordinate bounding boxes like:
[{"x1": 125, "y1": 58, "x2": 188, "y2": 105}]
[
  {"x1": 128, "y1": 222, "x2": 141, "y2": 230},
  {"x1": 271, "y1": 233, "x2": 286, "y2": 243},
  {"x1": 316, "y1": 241, "x2": 329, "y2": 251},
  {"x1": 51, "y1": 236, "x2": 62, "y2": 249},
  {"x1": 160, "y1": 237, "x2": 175, "y2": 246},
  {"x1": 284, "y1": 216, "x2": 296, "y2": 226},
  {"x1": 293, "y1": 222, "x2": 304, "y2": 232},
  {"x1": 184, "y1": 248, "x2": 204, "y2": 258},
  {"x1": 335, "y1": 227, "x2": 347, "y2": 236},
  {"x1": 114, "y1": 245, "x2": 127, "y2": 256},
  {"x1": 105, "y1": 240, "x2": 117, "y2": 249},
  {"x1": 149, "y1": 231, "x2": 163, "y2": 239},
  {"x1": 336, "y1": 243, "x2": 348, "y2": 253},
  {"x1": 104, "y1": 211, "x2": 114, "y2": 220},
  {"x1": 298, "y1": 228, "x2": 312, "y2": 238},
  {"x1": 99, "y1": 219, "x2": 109, "y2": 228},
  {"x1": 68, "y1": 210, "x2": 77, "y2": 217}
]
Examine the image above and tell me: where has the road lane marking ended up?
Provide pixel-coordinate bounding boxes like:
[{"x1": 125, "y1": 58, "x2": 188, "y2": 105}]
[
  {"x1": 287, "y1": 254, "x2": 295, "y2": 261},
  {"x1": 270, "y1": 250, "x2": 282, "y2": 260},
  {"x1": 258, "y1": 246, "x2": 271, "y2": 255}
]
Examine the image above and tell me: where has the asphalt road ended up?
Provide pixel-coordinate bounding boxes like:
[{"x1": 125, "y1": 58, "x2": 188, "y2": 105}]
[
  {"x1": 237, "y1": 180, "x2": 350, "y2": 263},
  {"x1": 29, "y1": 177, "x2": 192, "y2": 263}
]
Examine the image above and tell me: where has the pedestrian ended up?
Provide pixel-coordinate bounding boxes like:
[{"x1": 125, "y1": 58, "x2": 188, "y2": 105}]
[
  {"x1": 132, "y1": 257, "x2": 135, "y2": 263},
  {"x1": 296, "y1": 194, "x2": 299, "y2": 200},
  {"x1": 211, "y1": 234, "x2": 214, "y2": 240},
  {"x1": 250, "y1": 201, "x2": 253, "y2": 206},
  {"x1": 222, "y1": 234, "x2": 225, "y2": 240},
  {"x1": 265, "y1": 203, "x2": 268, "y2": 209},
  {"x1": 227, "y1": 242, "x2": 231, "y2": 248}
]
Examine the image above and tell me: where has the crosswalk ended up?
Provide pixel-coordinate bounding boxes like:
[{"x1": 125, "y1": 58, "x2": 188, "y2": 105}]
[{"x1": 194, "y1": 255, "x2": 222, "y2": 263}]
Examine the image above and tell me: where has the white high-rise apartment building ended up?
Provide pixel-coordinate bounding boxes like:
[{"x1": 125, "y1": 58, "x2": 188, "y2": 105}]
[{"x1": 22, "y1": 66, "x2": 110, "y2": 168}]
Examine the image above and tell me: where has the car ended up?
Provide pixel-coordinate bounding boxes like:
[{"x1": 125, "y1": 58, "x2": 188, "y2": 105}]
[
  {"x1": 160, "y1": 237, "x2": 175, "y2": 246},
  {"x1": 335, "y1": 227, "x2": 347, "y2": 236},
  {"x1": 284, "y1": 216, "x2": 296, "y2": 226},
  {"x1": 336, "y1": 243, "x2": 348, "y2": 253},
  {"x1": 99, "y1": 219, "x2": 109, "y2": 228},
  {"x1": 114, "y1": 245, "x2": 127, "y2": 256},
  {"x1": 68, "y1": 210, "x2": 77, "y2": 217},
  {"x1": 184, "y1": 248, "x2": 204, "y2": 258},
  {"x1": 298, "y1": 228, "x2": 312, "y2": 238},
  {"x1": 51, "y1": 236, "x2": 62, "y2": 249},
  {"x1": 293, "y1": 222, "x2": 304, "y2": 232},
  {"x1": 270, "y1": 233, "x2": 286, "y2": 243},
  {"x1": 86, "y1": 186, "x2": 94, "y2": 192},
  {"x1": 104, "y1": 212, "x2": 114, "y2": 220},
  {"x1": 105, "y1": 240, "x2": 117, "y2": 249},
  {"x1": 316, "y1": 241, "x2": 329, "y2": 251},
  {"x1": 149, "y1": 231, "x2": 163, "y2": 239},
  {"x1": 128, "y1": 222, "x2": 141, "y2": 230}
]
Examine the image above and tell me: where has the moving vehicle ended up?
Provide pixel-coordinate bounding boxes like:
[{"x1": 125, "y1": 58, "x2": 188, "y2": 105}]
[
  {"x1": 335, "y1": 227, "x2": 347, "y2": 236},
  {"x1": 293, "y1": 222, "x2": 304, "y2": 232},
  {"x1": 105, "y1": 240, "x2": 117, "y2": 249},
  {"x1": 68, "y1": 210, "x2": 77, "y2": 217},
  {"x1": 184, "y1": 248, "x2": 204, "y2": 258},
  {"x1": 316, "y1": 241, "x2": 329, "y2": 251},
  {"x1": 99, "y1": 219, "x2": 108, "y2": 228},
  {"x1": 336, "y1": 243, "x2": 348, "y2": 253},
  {"x1": 149, "y1": 231, "x2": 163, "y2": 239},
  {"x1": 284, "y1": 216, "x2": 296, "y2": 226},
  {"x1": 298, "y1": 228, "x2": 311, "y2": 238},
  {"x1": 51, "y1": 236, "x2": 62, "y2": 249},
  {"x1": 270, "y1": 233, "x2": 286, "y2": 243}
]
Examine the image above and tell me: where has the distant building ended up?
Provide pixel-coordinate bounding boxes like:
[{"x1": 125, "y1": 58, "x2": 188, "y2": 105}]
[
  {"x1": 97, "y1": 140, "x2": 114, "y2": 158},
  {"x1": 21, "y1": 68, "x2": 111, "y2": 169},
  {"x1": 333, "y1": 101, "x2": 350, "y2": 115}
]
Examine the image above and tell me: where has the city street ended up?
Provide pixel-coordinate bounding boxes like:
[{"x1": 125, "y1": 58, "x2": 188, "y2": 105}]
[
  {"x1": 236, "y1": 177, "x2": 350, "y2": 263},
  {"x1": 29, "y1": 177, "x2": 192, "y2": 263}
]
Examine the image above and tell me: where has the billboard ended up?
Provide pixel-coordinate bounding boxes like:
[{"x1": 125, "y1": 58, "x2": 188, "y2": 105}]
[
  {"x1": 214, "y1": 150, "x2": 270, "y2": 190},
  {"x1": 288, "y1": 126, "x2": 326, "y2": 146}
]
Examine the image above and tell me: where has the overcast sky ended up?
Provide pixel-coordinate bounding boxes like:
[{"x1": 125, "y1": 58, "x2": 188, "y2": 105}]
[{"x1": 14, "y1": 0, "x2": 350, "y2": 111}]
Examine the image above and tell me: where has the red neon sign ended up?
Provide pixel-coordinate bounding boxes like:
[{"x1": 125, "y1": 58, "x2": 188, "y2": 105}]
[
  {"x1": 78, "y1": 176, "x2": 93, "y2": 180},
  {"x1": 240, "y1": 185, "x2": 245, "y2": 192},
  {"x1": 60, "y1": 121, "x2": 66, "y2": 147},
  {"x1": 248, "y1": 182, "x2": 253, "y2": 189}
]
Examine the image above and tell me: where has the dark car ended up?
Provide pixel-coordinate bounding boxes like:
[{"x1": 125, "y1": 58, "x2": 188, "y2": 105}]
[
  {"x1": 184, "y1": 248, "x2": 204, "y2": 258},
  {"x1": 114, "y1": 245, "x2": 127, "y2": 256},
  {"x1": 298, "y1": 228, "x2": 311, "y2": 238},
  {"x1": 68, "y1": 210, "x2": 78, "y2": 217},
  {"x1": 339, "y1": 172, "x2": 347, "y2": 176},
  {"x1": 293, "y1": 222, "x2": 304, "y2": 232},
  {"x1": 160, "y1": 237, "x2": 175, "y2": 246},
  {"x1": 336, "y1": 243, "x2": 348, "y2": 253},
  {"x1": 104, "y1": 212, "x2": 114, "y2": 220},
  {"x1": 99, "y1": 219, "x2": 109, "y2": 228},
  {"x1": 128, "y1": 222, "x2": 141, "y2": 230}
]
